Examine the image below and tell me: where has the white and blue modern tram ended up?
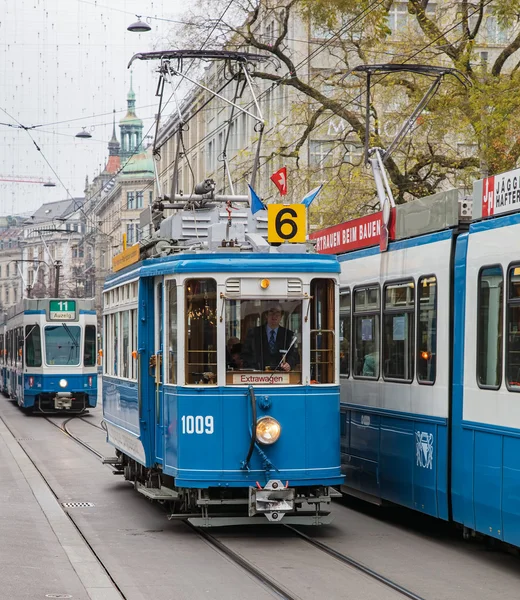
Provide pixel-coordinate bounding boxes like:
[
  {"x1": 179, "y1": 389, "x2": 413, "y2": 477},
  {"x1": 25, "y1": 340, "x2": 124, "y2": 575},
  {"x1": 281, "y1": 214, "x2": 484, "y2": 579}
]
[
  {"x1": 312, "y1": 169, "x2": 520, "y2": 547},
  {"x1": 0, "y1": 298, "x2": 98, "y2": 413}
]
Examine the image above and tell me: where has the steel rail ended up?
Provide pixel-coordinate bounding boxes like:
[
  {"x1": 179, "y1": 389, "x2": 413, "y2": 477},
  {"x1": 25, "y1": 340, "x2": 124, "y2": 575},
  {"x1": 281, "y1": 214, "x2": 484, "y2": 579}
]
[
  {"x1": 44, "y1": 416, "x2": 105, "y2": 460},
  {"x1": 184, "y1": 522, "x2": 299, "y2": 600},
  {"x1": 285, "y1": 525, "x2": 426, "y2": 600}
]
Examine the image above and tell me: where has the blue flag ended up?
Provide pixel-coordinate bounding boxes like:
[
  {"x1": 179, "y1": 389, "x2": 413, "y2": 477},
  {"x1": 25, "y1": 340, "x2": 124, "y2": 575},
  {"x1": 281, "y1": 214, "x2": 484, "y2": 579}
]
[
  {"x1": 301, "y1": 184, "x2": 323, "y2": 207},
  {"x1": 248, "y1": 184, "x2": 266, "y2": 214}
]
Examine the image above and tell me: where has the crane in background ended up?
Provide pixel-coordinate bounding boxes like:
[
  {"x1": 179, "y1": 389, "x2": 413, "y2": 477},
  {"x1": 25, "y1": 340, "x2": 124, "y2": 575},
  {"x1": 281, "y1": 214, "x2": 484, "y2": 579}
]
[{"x1": 0, "y1": 174, "x2": 55, "y2": 186}]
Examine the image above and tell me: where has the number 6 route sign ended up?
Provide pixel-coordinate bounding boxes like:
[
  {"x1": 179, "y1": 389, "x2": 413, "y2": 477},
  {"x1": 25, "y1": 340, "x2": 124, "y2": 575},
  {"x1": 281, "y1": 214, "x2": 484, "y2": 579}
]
[{"x1": 267, "y1": 204, "x2": 307, "y2": 243}]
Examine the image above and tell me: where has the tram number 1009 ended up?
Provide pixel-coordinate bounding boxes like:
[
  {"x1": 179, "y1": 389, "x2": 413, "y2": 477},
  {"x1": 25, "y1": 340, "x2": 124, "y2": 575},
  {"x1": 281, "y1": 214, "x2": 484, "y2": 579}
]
[{"x1": 181, "y1": 415, "x2": 215, "y2": 435}]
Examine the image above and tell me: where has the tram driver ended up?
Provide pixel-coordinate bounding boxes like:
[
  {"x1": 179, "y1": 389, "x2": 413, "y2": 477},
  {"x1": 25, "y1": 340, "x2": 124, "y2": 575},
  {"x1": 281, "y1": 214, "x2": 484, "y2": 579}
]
[{"x1": 241, "y1": 303, "x2": 299, "y2": 372}]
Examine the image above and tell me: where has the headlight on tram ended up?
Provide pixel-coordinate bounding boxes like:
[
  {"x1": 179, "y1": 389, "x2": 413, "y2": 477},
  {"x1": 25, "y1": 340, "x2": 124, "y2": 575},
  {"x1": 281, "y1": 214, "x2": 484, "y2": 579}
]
[
  {"x1": 59, "y1": 379, "x2": 68, "y2": 388},
  {"x1": 256, "y1": 416, "x2": 281, "y2": 445}
]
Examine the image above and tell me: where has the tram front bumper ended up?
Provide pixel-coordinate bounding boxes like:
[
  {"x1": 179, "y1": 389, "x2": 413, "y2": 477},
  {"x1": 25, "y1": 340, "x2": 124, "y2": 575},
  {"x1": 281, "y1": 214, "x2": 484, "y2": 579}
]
[
  {"x1": 249, "y1": 479, "x2": 295, "y2": 522},
  {"x1": 54, "y1": 392, "x2": 73, "y2": 409}
]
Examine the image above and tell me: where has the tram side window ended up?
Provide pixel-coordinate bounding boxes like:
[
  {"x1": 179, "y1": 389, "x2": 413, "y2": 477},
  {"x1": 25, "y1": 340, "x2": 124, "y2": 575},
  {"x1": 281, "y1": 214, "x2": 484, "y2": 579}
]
[
  {"x1": 122, "y1": 311, "x2": 130, "y2": 378},
  {"x1": 339, "y1": 289, "x2": 351, "y2": 377},
  {"x1": 353, "y1": 286, "x2": 380, "y2": 379},
  {"x1": 383, "y1": 281, "x2": 415, "y2": 382},
  {"x1": 185, "y1": 279, "x2": 217, "y2": 384},
  {"x1": 25, "y1": 325, "x2": 42, "y2": 367},
  {"x1": 311, "y1": 279, "x2": 335, "y2": 384},
  {"x1": 113, "y1": 314, "x2": 119, "y2": 376},
  {"x1": 16, "y1": 327, "x2": 23, "y2": 364},
  {"x1": 166, "y1": 280, "x2": 177, "y2": 384},
  {"x1": 417, "y1": 276, "x2": 437, "y2": 384},
  {"x1": 131, "y1": 309, "x2": 137, "y2": 379},
  {"x1": 83, "y1": 325, "x2": 96, "y2": 367},
  {"x1": 506, "y1": 265, "x2": 520, "y2": 390},
  {"x1": 477, "y1": 267, "x2": 503, "y2": 388},
  {"x1": 103, "y1": 315, "x2": 109, "y2": 375}
]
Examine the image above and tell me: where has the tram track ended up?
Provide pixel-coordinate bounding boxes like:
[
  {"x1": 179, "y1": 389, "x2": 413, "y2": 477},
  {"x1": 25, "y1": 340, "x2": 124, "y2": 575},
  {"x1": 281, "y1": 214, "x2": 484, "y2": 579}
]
[
  {"x1": 42, "y1": 414, "x2": 427, "y2": 600},
  {"x1": 285, "y1": 525, "x2": 425, "y2": 600},
  {"x1": 43, "y1": 415, "x2": 106, "y2": 461}
]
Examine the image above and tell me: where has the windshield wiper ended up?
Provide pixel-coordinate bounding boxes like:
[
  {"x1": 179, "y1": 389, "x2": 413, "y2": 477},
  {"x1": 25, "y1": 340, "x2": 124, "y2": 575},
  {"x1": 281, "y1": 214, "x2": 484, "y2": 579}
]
[{"x1": 62, "y1": 323, "x2": 79, "y2": 347}]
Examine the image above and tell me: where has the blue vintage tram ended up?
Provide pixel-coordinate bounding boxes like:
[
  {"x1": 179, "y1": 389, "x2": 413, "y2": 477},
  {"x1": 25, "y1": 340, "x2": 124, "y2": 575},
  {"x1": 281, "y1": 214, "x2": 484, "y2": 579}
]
[{"x1": 102, "y1": 209, "x2": 343, "y2": 525}]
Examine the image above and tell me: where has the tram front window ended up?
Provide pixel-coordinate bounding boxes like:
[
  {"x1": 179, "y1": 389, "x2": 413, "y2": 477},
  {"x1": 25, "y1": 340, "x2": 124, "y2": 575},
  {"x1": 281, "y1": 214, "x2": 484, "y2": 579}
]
[
  {"x1": 225, "y1": 299, "x2": 302, "y2": 384},
  {"x1": 44, "y1": 325, "x2": 81, "y2": 366}
]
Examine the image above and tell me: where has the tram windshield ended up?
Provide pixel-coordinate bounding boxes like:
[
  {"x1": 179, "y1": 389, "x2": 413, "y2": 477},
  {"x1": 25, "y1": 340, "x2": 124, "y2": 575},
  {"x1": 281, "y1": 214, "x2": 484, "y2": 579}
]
[
  {"x1": 44, "y1": 325, "x2": 81, "y2": 366},
  {"x1": 225, "y1": 299, "x2": 302, "y2": 385}
]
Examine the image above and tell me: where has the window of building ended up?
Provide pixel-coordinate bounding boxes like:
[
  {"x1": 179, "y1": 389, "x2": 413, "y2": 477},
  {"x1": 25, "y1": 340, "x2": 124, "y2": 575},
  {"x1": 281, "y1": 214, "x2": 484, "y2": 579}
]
[
  {"x1": 418, "y1": 276, "x2": 437, "y2": 384},
  {"x1": 477, "y1": 266, "x2": 503, "y2": 388},
  {"x1": 136, "y1": 191, "x2": 144, "y2": 209},
  {"x1": 6, "y1": 265, "x2": 9, "y2": 277},
  {"x1": 127, "y1": 191, "x2": 135, "y2": 210},
  {"x1": 185, "y1": 279, "x2": 217, "y2": 384},
  {"x1": 309, "y1": 140, "x2": 335, "y2": 167},
  {"x1": 383, "y1": 281, "x2": 415, "y2": 381},
  {"x1": 149, "y1": 191, "x2": 153, "y2": 205},
  {"x1": 387, "y1": 2, "x2": 437, "y2": 34},
  {"x1": 126, "y1": 224, "x2": 135, "y2": 245},
  {"x1": 340, "y1": 289, "x2": 351, "y2": 377},
  {"x1": 353, "y1": 286, "x2": 380, "y2": 378}
]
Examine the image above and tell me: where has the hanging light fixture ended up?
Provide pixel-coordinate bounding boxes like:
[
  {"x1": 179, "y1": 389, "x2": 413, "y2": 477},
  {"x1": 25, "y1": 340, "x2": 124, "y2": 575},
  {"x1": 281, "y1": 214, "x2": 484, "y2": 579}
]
[
  {"x1": 127, "y1": 16, "x2": 151, "y2": 32},
  {"x1": 75, "y1": 128, "x2": 92, "y2": 139},
  {"x1": 43, "y1": 180, "x2": 56, "y2": 187}
]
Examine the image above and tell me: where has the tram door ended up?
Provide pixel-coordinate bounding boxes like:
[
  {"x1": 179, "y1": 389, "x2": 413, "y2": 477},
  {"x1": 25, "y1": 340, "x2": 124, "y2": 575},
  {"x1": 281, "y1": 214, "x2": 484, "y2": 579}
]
[{"x1": 154, "y1": 279, "x2": 165, "y2": 464}]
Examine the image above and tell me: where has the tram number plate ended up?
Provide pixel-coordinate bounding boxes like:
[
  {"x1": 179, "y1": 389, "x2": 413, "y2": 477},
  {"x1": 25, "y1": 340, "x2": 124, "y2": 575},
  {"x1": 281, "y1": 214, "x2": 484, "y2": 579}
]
[
  {"x1": 49, "y1": 300, "x2": 76, "y2": 320},
  {"x1": 181, "y1": 415, "x2": 214, "y2": 434}
]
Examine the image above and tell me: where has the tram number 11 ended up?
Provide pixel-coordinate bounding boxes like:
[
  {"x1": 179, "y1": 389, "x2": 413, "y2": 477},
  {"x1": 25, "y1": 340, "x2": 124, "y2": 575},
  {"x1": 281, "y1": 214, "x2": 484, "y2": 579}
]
[{"x1": 181, "y1": 415, "x2": 214, "y2": 434}]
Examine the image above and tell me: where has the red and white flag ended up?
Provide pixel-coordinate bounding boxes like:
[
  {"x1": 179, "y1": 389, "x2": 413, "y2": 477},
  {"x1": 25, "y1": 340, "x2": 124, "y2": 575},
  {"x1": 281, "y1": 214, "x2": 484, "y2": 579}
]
[{"x1": 270, "y1": 166, "x2": 287, "y2": 196}]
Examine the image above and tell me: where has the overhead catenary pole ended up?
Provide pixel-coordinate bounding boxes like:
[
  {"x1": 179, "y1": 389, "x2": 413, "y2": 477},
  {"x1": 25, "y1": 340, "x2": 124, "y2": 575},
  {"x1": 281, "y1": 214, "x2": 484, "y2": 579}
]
[{"x1": 54, "y1": 261, "x2": 62, "y2": 298}]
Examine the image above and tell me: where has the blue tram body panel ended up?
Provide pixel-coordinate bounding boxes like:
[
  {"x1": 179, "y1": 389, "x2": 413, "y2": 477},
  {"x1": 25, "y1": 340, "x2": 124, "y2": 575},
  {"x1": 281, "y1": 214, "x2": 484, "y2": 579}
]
[
  {"x1": 338, "y1": 229, "x2": 453, "y2": 520},
  {"x1": 162, "y1": 385, "x2": 342, "y2": 488}
]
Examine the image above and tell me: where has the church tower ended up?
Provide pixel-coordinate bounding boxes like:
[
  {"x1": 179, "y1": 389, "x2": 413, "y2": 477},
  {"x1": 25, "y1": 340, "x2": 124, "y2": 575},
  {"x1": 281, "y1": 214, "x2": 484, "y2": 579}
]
[
  {"x1": 119, "y1": 73, "x2": 143, "y2": 161},
  {"x1": 103, "y1": 109, "x2": 121, "y2": 174}
]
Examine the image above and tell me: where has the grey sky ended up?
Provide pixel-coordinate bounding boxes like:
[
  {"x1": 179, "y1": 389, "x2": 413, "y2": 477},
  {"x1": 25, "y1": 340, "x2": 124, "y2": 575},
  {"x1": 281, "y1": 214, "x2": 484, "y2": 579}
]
[{"x1": 0, "y1": 0, "x2": 184, "y2": 217}]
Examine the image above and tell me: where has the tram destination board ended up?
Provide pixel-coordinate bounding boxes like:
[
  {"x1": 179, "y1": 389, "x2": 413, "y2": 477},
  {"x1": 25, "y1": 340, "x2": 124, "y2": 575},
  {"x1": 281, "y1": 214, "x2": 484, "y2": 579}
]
[{"x1": 49, "y1": 300, "x2": 76, "y2": 321}]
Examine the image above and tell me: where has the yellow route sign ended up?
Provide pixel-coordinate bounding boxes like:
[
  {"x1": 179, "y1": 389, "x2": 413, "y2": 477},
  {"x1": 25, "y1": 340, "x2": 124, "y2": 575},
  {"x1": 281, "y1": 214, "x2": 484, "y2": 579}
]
[
  {"x1": 267, "y1": 204, "x2": 306, "y2": 243},
  {"x1": 112, "y1": 244, "x2": 140, "y2": 272}
]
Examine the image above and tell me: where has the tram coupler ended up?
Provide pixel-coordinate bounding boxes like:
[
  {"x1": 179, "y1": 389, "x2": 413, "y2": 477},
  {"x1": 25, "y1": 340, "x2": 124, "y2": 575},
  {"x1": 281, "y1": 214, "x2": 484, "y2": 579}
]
[
  {"x1": 249, "y1": 479, "x2": 295, "y2": 522},
  {"x1": 55, "y1": 392, "x2": 73, "y2": 410}
]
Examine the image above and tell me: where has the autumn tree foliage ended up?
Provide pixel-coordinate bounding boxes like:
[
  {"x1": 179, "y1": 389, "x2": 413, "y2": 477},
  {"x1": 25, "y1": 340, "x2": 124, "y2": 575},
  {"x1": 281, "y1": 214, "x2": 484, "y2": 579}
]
[{"x1": 172, "y1": 0, "x2": 520, "y2": 223}]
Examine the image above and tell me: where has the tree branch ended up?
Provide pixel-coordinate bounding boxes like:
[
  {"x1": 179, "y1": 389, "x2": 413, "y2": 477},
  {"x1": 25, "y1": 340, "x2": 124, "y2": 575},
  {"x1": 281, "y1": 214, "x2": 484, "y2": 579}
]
[{"x1": 492, "y1": 30, "x2": 520, "y2": 76}]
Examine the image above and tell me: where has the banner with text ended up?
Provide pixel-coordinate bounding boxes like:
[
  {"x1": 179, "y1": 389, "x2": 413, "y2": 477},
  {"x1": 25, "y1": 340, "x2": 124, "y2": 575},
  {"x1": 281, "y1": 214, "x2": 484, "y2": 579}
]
[
  {"x1": 310, "y1": 211, "x2": 392, "y2": 254},
  {"x1": 482, "y1": 167, "x2": 520, "y2": 217}
]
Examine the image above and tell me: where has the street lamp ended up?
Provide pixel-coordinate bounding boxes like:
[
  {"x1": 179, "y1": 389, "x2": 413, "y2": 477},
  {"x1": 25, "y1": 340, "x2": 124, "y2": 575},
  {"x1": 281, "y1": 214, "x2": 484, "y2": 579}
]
[
  {"x1": 127, "y1": 16, "x2": 151, "y2": 32},
  {"x1": 75, "y1": 128, "x2": 92, "y2": 139}
]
